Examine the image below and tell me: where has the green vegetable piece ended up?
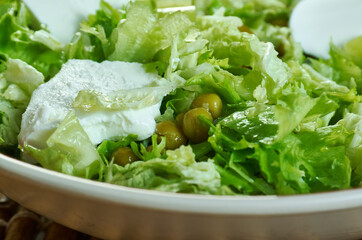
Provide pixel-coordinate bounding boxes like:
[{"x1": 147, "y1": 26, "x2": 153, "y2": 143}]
[{"x1": 23, "y1": 111, "x2": 104, "y2": 179}]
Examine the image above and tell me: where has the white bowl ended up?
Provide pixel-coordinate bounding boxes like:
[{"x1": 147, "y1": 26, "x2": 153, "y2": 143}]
[{"x1": 0, "y1": 153, "x2": 361, "y2": 240}]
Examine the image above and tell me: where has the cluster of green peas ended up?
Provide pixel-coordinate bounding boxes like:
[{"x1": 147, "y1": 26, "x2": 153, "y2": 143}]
[{"x1": 111, "y1": 93, "x2": 223, "y2": 167}]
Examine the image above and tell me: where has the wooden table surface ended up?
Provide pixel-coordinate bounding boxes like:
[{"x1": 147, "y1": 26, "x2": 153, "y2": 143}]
[{"x1": 0, "y1": 193, "x2": 101, "y2": 240}]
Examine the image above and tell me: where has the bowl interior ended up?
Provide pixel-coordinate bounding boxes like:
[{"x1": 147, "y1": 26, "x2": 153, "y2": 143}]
[{"x1": 1, "y1": 153, "x2": 361, "y2": 215}]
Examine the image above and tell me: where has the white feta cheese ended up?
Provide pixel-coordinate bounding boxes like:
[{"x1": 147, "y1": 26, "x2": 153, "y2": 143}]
[{"x1": 19, "y1": 59, "x2": 162, "y2": 149}]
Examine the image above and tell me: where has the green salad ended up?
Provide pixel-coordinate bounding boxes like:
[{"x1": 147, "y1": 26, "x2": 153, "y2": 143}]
[{"x1": 0, "y1": 0, "x2": 361, "y2": 195}]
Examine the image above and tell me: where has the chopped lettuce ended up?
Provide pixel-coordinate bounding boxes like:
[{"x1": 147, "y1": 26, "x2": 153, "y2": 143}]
[
  {"x1": 106, "y1": 145, "x2": 230, "y2": 194},
  {"x1": 208, "y1": 118, "x2": 352, "y2": 194},
  {"x1": 196, "y1": 15, "x2": 290, "y2": 103},
  {"x1": 0, "y1": 0, "x2": 359, "y2": 195},
  {"x1": 97, "y1": 134, "x2": 138, "y2": 163},
  {"x1": 338, "y1": 105, "x2": 362, "y2": 187},
  {"x1": 72, "y1": 86, "x2": 172, "y2": 111},
  {"x1": 2, "y1": 58, "x2": 44, "y2": 107},
  {"x1": 310, "y1": 44, "x2": 362, "y2": 95},
  {"x1": 184, "y1": 63, "x2": 243, "y2": 104},
  {"x1": 195, "y1": 0, "x2": 303, "y2": 62},
  {"x1": 108, "y1": 1, "x2": 159, "y2": 62},
  {"x1": 0, "y1": 58, "x2": 44, "y2": 147},
  {"x1": 23, "y1": 111, "x2": 103, "y2": 179},
  {"x1": 0, "y1": 98, "x2": 22, "y2": 146},
  {"x1": 74, "y1": 0, "x2": 197, "y2": 66},
  {"x1": 0, "y1": 0, "x2": 62, "y2": 149},
  {"x1": 0, "y1": 1, "x2": 65, "y2": 79},
  {"x1": 344, "y1": 36, "x2": 362, "y2": 68}
]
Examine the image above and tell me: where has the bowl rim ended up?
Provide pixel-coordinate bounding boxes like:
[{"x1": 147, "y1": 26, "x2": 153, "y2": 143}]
[{"x1": 1, "y1": 153, "x2": 361, "y2": 216}]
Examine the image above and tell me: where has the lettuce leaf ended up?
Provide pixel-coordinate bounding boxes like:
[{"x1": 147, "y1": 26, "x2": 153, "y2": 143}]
[
  {"x1": 298, "y1": 93, "x2": 339, "y2": 131},
  {"x1": 219, "y1": 87, "x2": 316, "y2": 144},
  {"x1": 23, "y1": 111, "x2": 103, "y2": 179},
  {"x1": 344, "y1": 36, "x2": 362, "y2": 68},
  {"x1": 106, "y1": 145, "x2": 230, "y2": 194},
  {"x1": 0, "y1": 2, "x2": 64, "y2": 79},
  {"x1": 195, "y1": 0, "x2": 302, "y2": 62},
  {"x1": 184, "y1": 63, "x2": 243, "y2": 104},
  {"x1": 0, "y1": 98, "x2": 22, "y2": 146},
  {"x1": 0, "y1": 58, "x2": 44, "y2": 147},
  {"x1": 258, "y1": 132, "x2": 350, "y2": 194},
  {"x1": 97, "y1": 135, "x2": 138, "y2": 163},
  {"x1": 72, "y1": 86, "x2": 172, "y2": 111},
  {"x1": 108, "y1": 1, "x2": 158, "y2": 62},
  {"x1": 287, "y1": 61, "x2": 362, "y2": 103},
  {"x1": 309, "y1": 44, "x2": 362, "y2": 95},
  {"x1": 204, "y1": 80, "x2": 355, "y2": 194},
  {"x1": 197, "y1": 14, "x2": 289, "y2": 103},
  {"x1": 1, "y1": 58, "x2": 44, "y2": 107},
  {"x1": 209, "y1": 117, "x2": 352, "y2": 194},
  {"x1": 337, "y1": 104, "x2": 362, "y2": 186}
]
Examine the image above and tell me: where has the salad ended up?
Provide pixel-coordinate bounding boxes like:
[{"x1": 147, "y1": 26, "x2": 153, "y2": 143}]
[{"x1": 0, "y1": 0, "x2": 361, "y2": 195}]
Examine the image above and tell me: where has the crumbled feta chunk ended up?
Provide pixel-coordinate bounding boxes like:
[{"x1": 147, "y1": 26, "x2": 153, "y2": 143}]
[{"x1": 19, "y1": 59, "x2": 162, "y2": 149}]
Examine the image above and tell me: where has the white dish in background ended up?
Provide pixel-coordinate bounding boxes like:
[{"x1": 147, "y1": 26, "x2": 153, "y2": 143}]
[
  {"x1": 290, "y1": 0, "x2": 362, "y2": 58},
  {"x1": 0, "y1": 153, "x2": 361, "y2": 240},
  {"x1": 23, "y1": 0, "x2": 129, "y2": 43}
]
